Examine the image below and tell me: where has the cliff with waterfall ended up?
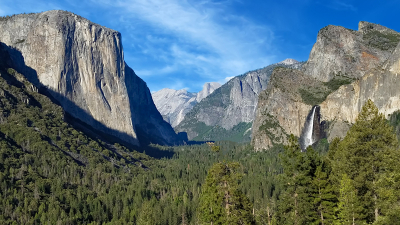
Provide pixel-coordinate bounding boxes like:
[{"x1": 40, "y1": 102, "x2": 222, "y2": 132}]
[{"x1": 252, "y1": 21, "x2": 400, "y2": 151}]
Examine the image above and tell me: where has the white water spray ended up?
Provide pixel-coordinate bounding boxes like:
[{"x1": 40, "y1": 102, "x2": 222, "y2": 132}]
[{"x1": 303, "y1": 106, "x2": 316, "y2": 150}]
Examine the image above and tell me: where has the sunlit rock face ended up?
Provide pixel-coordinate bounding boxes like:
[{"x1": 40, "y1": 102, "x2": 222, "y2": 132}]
[
  {"x1": 320, "y1": 41, "x2": 400, "y2": 137},
  {"x1": 152, "y1": 82, "x2": 221, "y2": 127},
  {"x1": 0, "y1": 10, "x2": 181, "y2": 146},
  {"x1": 252, "y1": 22, "x2": 400, "y2": 151},
  {"x1": 175, "y1": 60, "x2": 303, "y2": 141},
  {"x1": 302, "y1": 21, "x2": 399, "y2": 82}
]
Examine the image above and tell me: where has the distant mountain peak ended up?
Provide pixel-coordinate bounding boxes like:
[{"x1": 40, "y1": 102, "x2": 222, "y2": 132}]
[
  {"x1": 278, "y1": 58, "x2": 299, "y2": 65},
  {"x1": 152, "y1": 82, "x2": 221, "y2": 127}
]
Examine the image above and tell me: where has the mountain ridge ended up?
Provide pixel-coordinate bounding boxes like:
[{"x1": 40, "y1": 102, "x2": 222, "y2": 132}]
[
  {"x1": 251, "y1": 21, "x2": 400, "y2": 151},
  {"x1": 174, "y1": 59, "x2": 303, "y2": 142}
]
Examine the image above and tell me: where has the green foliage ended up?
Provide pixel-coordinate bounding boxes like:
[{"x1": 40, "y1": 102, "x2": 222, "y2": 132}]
[
  {"x1": 258, "y1": 113, "x2": 288, "y2": 145},
  {"x1": 0, "y1": 64, "x2": 283, "y2": 225},
  {"x1": 299, "y1": 87, "x2": 330, "y2": 106},
  {"x1": 188, "y1": 122, "x2": 253, "y2": 143},
  {"x1": 198, "y1": 162, "x2": 254, "y2": 225},
  {"x1": 313, "y1": 138, "x2": 330, "y2": 155},
  {"x1": 336, "y1": 173, "x2": 364, "y2": 224},
  {"x1": 331, "y1": 99, "x2": 400, "y2": 224},
  {"x1": 389, "y1": 110, "x2": 400, "y2": 141},
  {"x1": 312, "y1": 162, "x2": 336, "y2": 225},
  {"x1": 6, "y1": 68, "x2": 16, "y2": 76},
  {"x1": 211, "y1": 145, "x2": 221, "y2": 153},
  {"x1": 1, "y1": 54, "x2": 400, "y2": 225},
  {"x1": 299, "y1": 74, "x2": 354, "y2": 106},
  {"x1": 276, "y1": 133, "x2": 340, "y2": 225},
  {"x1": 363, "y1": 30, "x2": 400, "y2": 51}
]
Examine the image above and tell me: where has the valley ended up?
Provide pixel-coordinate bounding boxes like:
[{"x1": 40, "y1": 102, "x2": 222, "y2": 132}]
[{"x1": 1, "y1": 9, "x2": 400, "y2": 225}]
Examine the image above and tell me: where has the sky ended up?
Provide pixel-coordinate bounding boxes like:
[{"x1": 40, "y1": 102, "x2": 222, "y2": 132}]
[{"x1": 1, "y1": 0, "x2": 399, "y2": 92}]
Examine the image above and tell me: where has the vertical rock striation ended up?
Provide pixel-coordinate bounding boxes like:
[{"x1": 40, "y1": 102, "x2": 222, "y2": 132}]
[
  {"x1": 0, "y1": 10, "x2": 180, "y2": 146},
  {"x1": 251, "y1": 68, "x2": 321, "y2": 151},
  {"x1": 252, "y1": 22, "x2": 400, "y2": 151},
  {"x1": 319, "y1": 41, "x2": 400, "y2": 140},
  {"x1": 175, "y1": 60, "x2": 303, "y2": 141}
]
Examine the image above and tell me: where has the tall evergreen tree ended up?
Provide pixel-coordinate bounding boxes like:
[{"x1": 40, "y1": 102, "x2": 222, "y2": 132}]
[
  {"x1": 197, "y1": 162, "x2": 254, "y2": 225},
  {"x1": 277, "y1": 135, "x2": 322, "y2": 225},
  {"x1": 332, "y1": 99, "x2": 399, "y2": 223},
  {"x1": 312, "y1": 162, "x2": 336, "y2": 225},
  {"x1": 336, "y1": 173, "x2": 364, "y2": 225}
]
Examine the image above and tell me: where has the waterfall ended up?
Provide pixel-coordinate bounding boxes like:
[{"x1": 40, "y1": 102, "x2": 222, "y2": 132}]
[
  {"x1": 300, "y1": 105, "x2": 319, "y2": 151},
  {"x1": 305, "y1": 106, "x2": 316, "y2": 148}
]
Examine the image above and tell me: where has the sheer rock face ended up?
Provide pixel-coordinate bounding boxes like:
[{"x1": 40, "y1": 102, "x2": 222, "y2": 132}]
[
  {"x1": 196, "y1": 82, "x2": 221, "y2": 103},
  {"x1": 302, "y1": 21, "x2": 399, "y2": 82},
  {"x1": 0, "y1": 10, "x2": 180, "y2": 146},
  {"x1": 320, "y1": 41, "x2": 400, "y2": 133},
  {"x1": 175, "y1": 61, "x2": 303, "y2": 140},
  {"x1": 252, "y1": 22, "x2": 400, "y2": 151},
  {"x1": 251, "y1": 68, "x2": 320, "y2": 151},
  {"x1": 151, "y1": 82, "x2": 220, "y2": 127}
]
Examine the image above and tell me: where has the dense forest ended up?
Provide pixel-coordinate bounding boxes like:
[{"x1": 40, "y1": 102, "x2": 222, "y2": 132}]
[{"x1": 1, "y1": 61, "x2": 400, "y2": 224}]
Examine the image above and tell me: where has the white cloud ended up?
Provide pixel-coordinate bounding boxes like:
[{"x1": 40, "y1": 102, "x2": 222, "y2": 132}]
[
  {"x1": 329, "y1": 1, "x2": 357, "y2": 11},
  {"x1": 94, "y1": 0, "x2": 276, "y2": 78},
  {"x1": 0, "y1": 0, "x2": 278, "y2": 92}
]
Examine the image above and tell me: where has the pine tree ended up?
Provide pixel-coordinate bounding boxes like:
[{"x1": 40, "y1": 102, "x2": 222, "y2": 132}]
[
  {"x1": 137, "y1": 201, "x2": 155, "y2": 225},
  {"x1": 197, "y1": 162, "x2": 254, "y2": 225},
  {"x1": 373, "y1": 148, "x2": 400, "y2": 224},
  {"x1": 312, "y1": 162, "x2": 336, "y2": 225},
  {"x1": 277, "y1": 135, "x2": 321, "y2": 225},
  {"x1": 336, "y1": 173, "x2": 363, "y2": 225},
  {"x1": 332, "y1": 99, "x2": 399, "y2": 223}
]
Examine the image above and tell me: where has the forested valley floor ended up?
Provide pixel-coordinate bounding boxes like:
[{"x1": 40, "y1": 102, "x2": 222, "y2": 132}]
[{"x1": 1, "y1": 65, "x2": 400, "y2": 224}]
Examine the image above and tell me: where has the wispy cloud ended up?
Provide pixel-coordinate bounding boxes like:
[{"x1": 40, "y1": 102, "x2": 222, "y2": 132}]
[
  {"x1": 329, "y1": 1, "x2": 357, "y2": 11},
  {"x1": 0, "y1": 0, "x2": 277, "y2": 92},
  {"x1": 94, "y1": 0, "x2": 276, "y2": 80}
]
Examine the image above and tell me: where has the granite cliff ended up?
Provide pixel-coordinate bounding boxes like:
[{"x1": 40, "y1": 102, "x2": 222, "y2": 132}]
[
  {"x1": 320, "y1": 41, "x2": 400, "y2": 140},
  {"x1": 152, "y1": 82, "x2": 221, "y2": 127},
  {"x1": 252, "y1": 22, "x2": 400, "y2": 151},
  {"x1": 175, "y1": 60, "x2": 303, "y2": 142},
  {"x1": 0, "y1": 10, "x2": 181, "y2": 146},
  {"x1": 303, "y1": 21, "x2": 399, "y2": 81}
]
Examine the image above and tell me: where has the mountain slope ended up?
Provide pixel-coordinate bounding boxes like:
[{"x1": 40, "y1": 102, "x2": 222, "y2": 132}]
[
  {"x1": 175, "y1": 60, "x2": 303, "y2": 142},
  {"x1": 0, "y1": 10, "x2": 181, "y2": 146},
  {"x1": 252, "y1": 22, "x2": 400, "y2": 151},
  {"x1": 302, "y1": 21, "x2": 400, "y2": 81},
  {"x1": 152, "y1": 82, "x2": 221, "y2": 127}
]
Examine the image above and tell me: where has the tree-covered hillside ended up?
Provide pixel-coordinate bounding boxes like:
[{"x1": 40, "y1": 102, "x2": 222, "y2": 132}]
[
  {"x1": 1, "y1": 45, "x2": 400, "y2": 225},
  {"x1": 1, "y1": 55, "x2": 400, "y2": 224}
]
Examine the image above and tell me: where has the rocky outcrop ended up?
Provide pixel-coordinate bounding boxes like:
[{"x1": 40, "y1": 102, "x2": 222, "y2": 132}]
[
  {"x1": 152, "y1": 82, "x2": 220, "y2": 127},
  {"x1": 0, "y1": 10, "x2": 181, "y2": 146},
  {"x1": 196, "y1": 82, "x2": 221, "y2": 103},
  {"x1": 175, "y1": 60, "x2": 303, "y2": 141},
  {"x1": 320, "y1": 41, "x2": 400, "y2": 140},
  {"x1": 302, "y1": 22, "x2": 400, "y2": 82},
  {"x1": 251, "y1": 68, "x2": 322, "y2": 151},
  {"x1": 252, "y1": 22, "x2": 400, "y2": 151}
]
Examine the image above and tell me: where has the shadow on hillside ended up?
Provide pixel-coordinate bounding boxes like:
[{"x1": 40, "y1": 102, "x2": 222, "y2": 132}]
[{"x1": 0, "y1": 41, "x2": 182, "y2": 159}]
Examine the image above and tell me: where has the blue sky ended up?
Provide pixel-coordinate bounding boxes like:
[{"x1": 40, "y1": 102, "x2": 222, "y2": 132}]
[{"x1": 1, "y1": 0, "x2": 399, "y2": 92}]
